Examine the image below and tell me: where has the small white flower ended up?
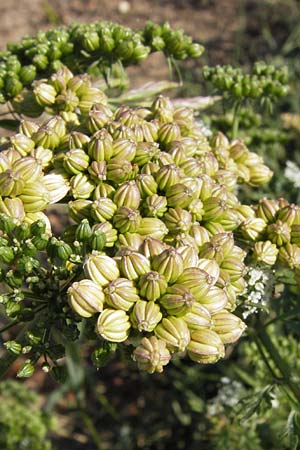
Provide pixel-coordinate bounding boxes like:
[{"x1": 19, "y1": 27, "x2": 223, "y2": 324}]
[{"x1": 284, "y1": 161, "x2": 300, "y2": 188}]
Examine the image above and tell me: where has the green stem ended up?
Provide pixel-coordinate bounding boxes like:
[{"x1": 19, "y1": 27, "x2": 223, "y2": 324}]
[
  {"x1": 256, "y1": 326, "x2": 300, "y2": 403},
  {"x1": 232, "y1": 100, "x2": 242, "y2": 139},
  {"x1": 81, "y1": 410, "x2": 105, "y2": 450}
]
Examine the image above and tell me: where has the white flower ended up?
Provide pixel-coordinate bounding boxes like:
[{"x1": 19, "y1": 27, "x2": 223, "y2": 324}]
[{"x1": 284, "y1": 161, "x2": 300, "y2": 188}]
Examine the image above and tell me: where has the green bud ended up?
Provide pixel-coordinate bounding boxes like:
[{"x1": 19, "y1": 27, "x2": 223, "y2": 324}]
[
  {"x1": 88, "y1": 129, "x2": 113, "y2": 162},
  {"x1": 114, "y1": 180, "x2": 141, "y2": 209},
  {"x1": 256, "y1": 198, "x2": 279, "y2": 223},
  {"x1": 0, "y1": 170, "x2": 25, "y2": 196},
  {"x1": 277, "y1": 204, "x2": 299, "y2": 227},
  {"x1": 176, "y1": 267, "x2": 212, "y2": 300},
  {"x1": 152, "y1": 247, "x2": 184, "y2": 283},
  {"x1": 4, "y1": 340, "x2": 22, "y2": 355},
  {"x1": 106, "y1": 159, "x2": 133, "y2": 184},
  {"x1": 278, "y1": 243, "x2": 300, "y2": 269},
  {"x1": 139, "y1": 236, "x2": 167, "y2": 258},
  {"x1": 155, "y1": 316, "x2": 190, "y2": 352},
  {"x1": 132, "y1": 336, "x2": 171, "y2": 373},
  {"x1": 155, "y1": 164, "x2": 181, "y2": 191},
  {"x1": 164, "y1": 207, "x2": 192, "y2": 234},
  {"x1": 88, "y1": 105, "x2": 113, "y2": 132},
  {"x1": 187, "y1": 329, "x2": 225, "y2": 364},
  {"x1": 69, "y1": 199, "x2": 92, "y2": 222},
  {"x1": 18, "y1": 181, "x2": 50, "y2": 212},
  {"x1": 220, "y1": 257, "x2": 246, "y2": 281},
  {"x1": 68, "y1": 279, "x2": 104, "y2": 317},
  {"x1": 89, "y1": 229, "x2": 107, "y2": 251},
  {"x1": 197, "y1": 258, "x2": 220, "y2": 284},
  {"x1": 91, "y1": 197, "x2": 117, "y2": 222},
  {"x1": 84, "y1": 252, "x2": 120, "y2": 286},
  {"x1": 88, "y1": 161, "x2": 107, "y2": 182},
  {"x1": 189, "y1": 224, "x2": 210, "y2": 248},
  {"x1": 43, "y1": 170, "x2": 70, "y2": 204},
  {"x1": 104, "y1": 278, "x2": 140, "y2": 311},
  {"x1": 33, "y1": 126, "x2": 60, "y2": 150},
  {"x1": 0, "y1": 246, "x2": 15, "y2": 263},
  {"x1": 248, "y1": 164, "x2": 273, "y2": 186},
  {"x1": 92, "y1": 222, "x2": 118, "y2": 248},
  {"x1": 17, "y1": 361, "x2": 35, "y2": 378},
  {"x1": 138, "y1": 271, "x2": 168, "y2": 301},
  {"x1": 118, "y1": 232, "x2": 143, "y2": 251},
  {"x1": 291, "y1": 224, "x2": 300, "y2": 246},
  {"x1": 143, "y1": 194, "x2": 168, "y2": 218},
  {"x1": 241, "y1": 217, "x2": 266, "y2": 241},
  {"x1": 113, "y1": 206, "x2": 141, "y2": 233},
  {"x1": 267, "y1": 220, "x2": 291, "y2": 246},
  {"x1": 70, "y1": 173, "x2": 95, "y2": 199},
  {"x1": 0, "y1": 198, "x2": 25, "y2": 223},
  {"x1": 131, "y1": 299, "x2": 162, "y2": 331},
  {"x1": 96, "y1": 308, "x2": 131, "y2": 342},
  {"x1": 136, "y1": 173, "x2": 158, "y2": 198},
  {"x1": 75, "y1": 219, "x2": 92, "y2": 242},
  {"x1": 138, "y1": 217, "x2": 169, "y2": 240},
  {"x1": 166, "y1": 183, "x2": 195, "y2": 208},
  {"x1": 63, "y1": 149, "x2": 90, "y2": 175},
  {"x1": 112, "y1": 138, "x2": 136, "y2": 162},
  {"x1": 160, "y1": 284, "x2": 195, "y2": 316}
]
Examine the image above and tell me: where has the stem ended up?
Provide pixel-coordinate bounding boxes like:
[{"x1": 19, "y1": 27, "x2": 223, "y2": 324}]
[
  {"x1": 81, "y1": 410, "x2": 105, "y2": 450},
  {"x1": 232, "y1": 100, "x2": 242, "y2": 139},
  {"x1": 256, "y1": 326, "x2": 300, "y2": 403}
]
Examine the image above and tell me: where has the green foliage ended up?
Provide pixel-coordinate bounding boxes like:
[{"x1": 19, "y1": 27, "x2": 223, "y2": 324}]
[{"x1": 0, "y1": 380, "x2": 53, "y2": 450}]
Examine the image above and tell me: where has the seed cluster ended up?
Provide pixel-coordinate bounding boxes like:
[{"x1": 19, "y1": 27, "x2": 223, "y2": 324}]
[
  {"x1": 0, "y1": 21, "x2": 202, "y2": 103},
  {"x1": 1, "y1": 66, "x2": 299, "y2": 374}
]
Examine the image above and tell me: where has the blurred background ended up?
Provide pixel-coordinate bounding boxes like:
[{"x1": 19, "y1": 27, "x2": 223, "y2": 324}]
[{"x1": 1, "y1": 1, "x2": 300, "y2": 449}]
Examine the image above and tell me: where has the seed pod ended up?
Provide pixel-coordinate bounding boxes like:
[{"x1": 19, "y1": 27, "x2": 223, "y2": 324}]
[
  {"x1": 138, "y1": 271, "x2": 168, "y2": 301},
  {"x1": 75, "y1": 219, "x2": 92, "y2": 242},
  {"x1": 133, "y1": 336, "x2": 171, "y2": 373},
  {"x1": 89, "y1": 229, "x2": 107, "y2": 251},
  {"x1": 176, "y1": 267, "x2": 212, "y2": 300},
  {"x1": 187, "y1": 329, "x2": 225, "y2": 364},
  {"x1": 155, "y1": 164, "x2": 181, "y2": 191},
  {"x1": 34, "y1": 82, "x2": 56, "y2": 106},
  {"x1": 152, "y1": 247, "x2": 184, "y2": 283},
  {"x1": 220, "y1": 258, "x2": 246, "y2": 282},
  {"x1": 78, "y1": 88, "x2": 108, "y2": 114},
  {"x1": 33, "y1": 127, "x2": 60, "y2": 150},
  {"x1": 88, "y1": 129, "x2": 113, "y2": 162},
  {"x1": 70, "y1": 173, "x2": 95, "y2": 199},
  {"x1": 113, "y1": 206, "x2": 141, "y2": 233},
  {"x1": 104, "y1": 278, "x2": 140, "y2": 311},
  {"x1": 198, "y1": 241, "x2": 225, "y2": 264},
  {"x1": 160, "y1": 284, "x2": 195, "y2": 316},
  {"x1": 88, "y1": 161, "x2": 107, "y2": 183},
  {"x1": 96, "y1": 309, "x2": 131, "y2": 342},
  {"x1": 69, "y1": 131, "x2": 90, "y2": 149},
  {"x1": 63, "y1": 149, "x2": 90, "y2": 174},
  {"x1": 189, "y1": 224, "x2": 210, "y2": 248},
  {"x1": 248, "y1": 164, "x2": 273, "y2": 186},
  {"x1": 0, "y1": 153, "x2": 11, "y2": 173},
  {"x1": 133, "y1": 142, "x2": 160, "y2": 165},
  {"x1": 212, "y1": 310, "x2": 246, "y2": 344},
  {"x1": 45, "y1": 115, "x2": 66, "y2": 138},
  {"x1": 155, "y1": 316, "x2": 190, "y2": 352},
  {"x1": 241, "y1": 217, "x2": 267, "y2": 241},
  {"x1": 253, "y1": 240, "x2": 279, "y2": 266},
  {"x1": 130, "y1": 300, "x2": 162, "y2": 332},
  {"x1": 91, "y1": 197, "x2": 117, "y2": 222},
  {"x1": 177, "y1": 245, "x2": 199, "y2": 269},
  {"x1": 93, "y1": 183, "x2": 115, "y2": 200},
  {"x1": 88, "y1": 105, "x2": 113, "y2": 132},
  {"x1": 197, "y1": 258, "x2": 220, "y2": 284},
  {"x1": 114, "y1": 180, "x2": 141, "y2": 209},
  {"x1": 112, "y1": 138, "x2": 136, "y2": 162},
  {"x1": 164, "y1": 207, "x2": 192, "y2": 234},
  {"x1": 267, "y1": 220, "x2": 291, "y2": 247},
  {"x1": 291, "y1": 224, "x2": 300, "y2": 246},
  {"x1": 0, "y1": 246, "x2": 15, "y2": 264},
  {"x1": 117, "y1": 248, "x2": 151, "y2": 280},
  {"x1": 68, "y1": 279, "x2": 104, "y2": 317},
  {"x1": 277, "y1": 204, "x2": 298, "y2": 227},
  {"x1": 158, "y1": 122, "x2": 181, "y2": 145},
  {"x1": 0, "y1": 170, "x2": 24, "y2": 196},
  {"x1": 182, "y1": 303, "x2": 212, "y2": 331},
  {"x1": 84, "y1": 252, "x2": 120, "y2": 286},
  {"x1": 278, "y1": 243, "x2": 300, "y2": 269}
]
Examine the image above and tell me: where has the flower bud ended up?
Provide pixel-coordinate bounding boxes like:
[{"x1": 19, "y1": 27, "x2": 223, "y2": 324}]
[
  {"x1": 182, "y1": 303, "x2": 212, "y2": 331},
  {"x1": 277, "y1": 204, "x2": 299, "y2": 227},
  {"x1": 196, "y1": 286, "x2": 228, "y2": 314},
  {"x1": 133, "y1": 141, "x2": 160, "y2": 165},
  {"x1": 31, "y1": 146, "x2": 53, "y2": 169},
  {"x1": 88, "y1": 129, "x2": 113, "y2": 162},
  {"x1": 197, "y1": 258, "x2": 220, "y2": 284},
  {"x1": 75, "y1": 218, "x2": 92, "y2": 242},
  {"x1": 241, "y1": 217, "x2": 266, "y2": 241},
  {"x1": 114, "y1": 180, "x2": 141, "y2": 209},
  {"x1": 91, "y1": 197, "x2": 117, "y2": 222},
  {"x1": 138, "y1": 271, "x2": 168, "y2": 301},
  {"x1": 34, "y1": 82, "x2": 56, "y2": 106},
  {"x1": 84, "y1": 252, "x2": 120, "y2": 286},
  {"x1": 155, "y1": 316, "x2": 190, "y2": 352},
  {"x1": 267, "y1": 220, "x2": 291, "y2": 246},
  {"x1": 130, "y1": 300, "x2": 162, "y2": 332},
  {"x1": 164, "y1": 207, "x2": 192, "y2": 234},
  {"x1": 253, "y1": 240, "x2": 279, "y2": 266},
  {"x1": 45, "y1": 115, "x2": 67, "y2": 138},
  {"x1": 155, "y1": 164, "x2": 181, "y2": 191},
  {"x1": 187, "y1": 329, "x2": 225, "y2": 364},
  {"x1": 96, "y1": 309, "x2": 131, "y2": 342},
  {"x1": 166, "y1": 183, "x2": 195, "y2": 208},
  {"x1": 220, "y1": 258, "x2": 246, "y2": 281},
  {"x1": 152, "y1": 247, "x2": 184, "y2": 283},
  {"x1": 13, "y1": 157, "x2": 43, "y2": 182},
  {"x1": 113, "y1": 206, "x2": 141, "y2": 233},
  {"x1": 106, "y1": 159, "x2": 133, "y2": 184},
  {"x1": 104, "y1": 278, "x2": 140, "y2": 311},
  {"x1": 248, "y1": 164, "x2": 273, "y2": 186},
  {"x1": 143, "y1": 194, "x2": 168, "y2": 218},
  {"x1": 42, "y1": 169, "x2": 69, "y2": 204},
  {"x1": 63, "y1": 149, "x2": 90, "y2": 174},
  {"x1": 18, "y1": 181, "x2": 50, "y2": 212},
  {"x1": 133, "y1": 336, "x2": 171, "y2": 373},
  {"x1": 117, "y1": 248, "x2": 151, "y2": 280},
  {"x1": 160, "y1": 284, "x2": 196, "y2": 316},
  {"x1": 112, "y1": 138, "x2": 136, "y2": 162},
  {"x1": 278, "y1": 243, "x2": 300, "y2": 269},
  {"x1": 158, "y1": 122, "x2": 181, "y2": 145},
  {"x1": 212, "y1": 310, "x2": 246, "y2": 343},
  {"x1": 0, "y1": 170, "x2": 24, "y2": 196},
  {"x1": 67, "y1": 279, "x2": 104, "y2": 317},
  {"x1": 93, "y1": 183, "x2": 115, "y2": 199},
  {"x1": 139, "y1": 236, "x2": 167, "y2": 258},
  {"x1": 70, "y1": 173, "x2": 95, "y2": 199},
  {"x1": 291, "y1": 224, "x2": 300, "y2": 246},
  {"x1": 19, "y1": 119, "x2": 39, "y2": 138},
  {"x1": 177, "y1": 245, "x2": 199, "y2": 268},
  {"x1": 92, "y1": 222, "x2": 118, "y2": 247},
  {"x1": 88, "y1": 161, "x2": 107, "y2": 183},
  {"x1": 138, "y1": 217, "x2": 168, "y2": 240},
  {"x1": 118, "y1": 232, "x2": 144, "y2": 251},
  {"x1": 256, "y1": 198, "x2": 279, "y2": 223},
  {"x1": 10, "y1": 133, "x2": 35, "y2": 156},
  {"x1": 189, "y1": 224, "x2": 210, "y2": 248},
  {"x1": 136, "y1": 173, "x2": 158, "y2": 197},
  {"x1": 33, "y1": 127, "x2": 60, "y2": 150}
]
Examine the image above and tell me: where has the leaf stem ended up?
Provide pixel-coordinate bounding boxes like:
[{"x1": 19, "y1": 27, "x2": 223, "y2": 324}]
[{"x1": 232, "y1": 100, "x2": 242, "y2": 139}]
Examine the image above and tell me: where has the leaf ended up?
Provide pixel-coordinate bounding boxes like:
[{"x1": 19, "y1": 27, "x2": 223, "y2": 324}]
[
  {"x1": 171, "y1": 95, "x2": 222, "y2": 110},
  {"x1": 110, "y1": 80, "x2": 179, "y2": 103},
  {"x1": 0, "y1": 119, "x2": 20, "y2": 131},
  {"x1": 92, "y1": 342, "x2": 117, "y2": 369},
  {"x1": 281, "y1": 410, "x2": 300, "y2": 450},
  {"x1": 235, "y1": 384, "x2": 274, "y2": 422}
]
